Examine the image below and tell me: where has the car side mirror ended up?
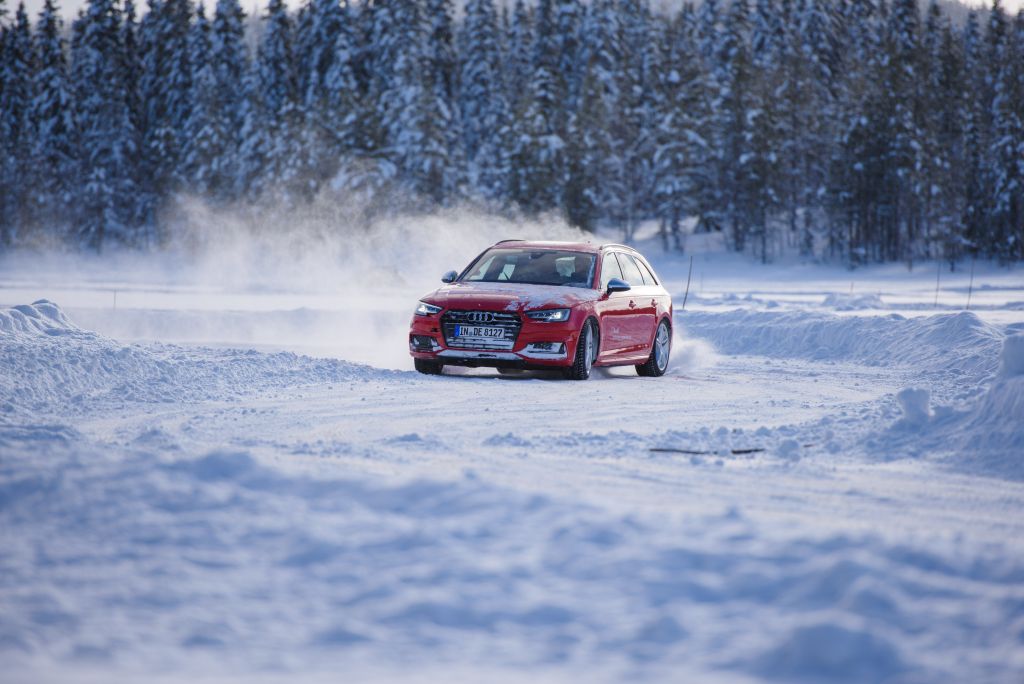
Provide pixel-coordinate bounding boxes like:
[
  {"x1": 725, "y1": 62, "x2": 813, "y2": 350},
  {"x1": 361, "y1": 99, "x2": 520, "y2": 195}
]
[
  {"x1": 606, "y1": 278, "x2": 631, "y2": 294},
  {"x1": 441, "y1": 270, "x2": 458, "y2": 283}
]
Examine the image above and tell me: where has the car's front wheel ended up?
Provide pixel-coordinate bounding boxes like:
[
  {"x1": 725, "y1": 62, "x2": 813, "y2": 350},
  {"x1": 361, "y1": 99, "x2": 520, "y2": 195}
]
[
  {"x1": 414, "y1": 359, "x2": 444, "y2": 375},
  {"x1": 564, "y1": 318, "x2": 597, "y2": 380},
  {"x1": 636, "y1": 319, "x2": 671, "y2": 377}
]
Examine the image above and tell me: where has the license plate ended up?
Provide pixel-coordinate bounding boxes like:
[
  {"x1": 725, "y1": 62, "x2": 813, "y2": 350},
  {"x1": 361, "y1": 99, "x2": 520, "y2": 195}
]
[{"x1": 454, "y1": 325, "x2": 506, "y2": 339}]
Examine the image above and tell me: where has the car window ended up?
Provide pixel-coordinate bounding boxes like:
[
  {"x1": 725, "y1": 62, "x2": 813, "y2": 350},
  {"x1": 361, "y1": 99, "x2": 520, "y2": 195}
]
[
  {"x1": 466, "y1": 255, "x2": 497, "y2": 281},
  {"x1": 635, "y1": 258, "x2": 659, "y2": 286},
  {"x1": 463, "y1": 249, "x2": 596, "y2": 287},
  {"x1": 615, "y1": 253, "x2": 646, "y2": 287},
  {"x1": 624, "y1": 255, "x2": 651, "y2": 285},
  {"x1": 600, "y1": 252, "x2": 623, "y2": 289}
]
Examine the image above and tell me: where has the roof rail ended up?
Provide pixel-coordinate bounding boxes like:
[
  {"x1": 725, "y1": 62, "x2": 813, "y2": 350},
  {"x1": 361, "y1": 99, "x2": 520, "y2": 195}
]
[
  {"x1": 494, "y1": 239, "x2": 527, "y2": 245},
  {"x1": 599, "y1": 243, "x2": 638, "y2": 251}
]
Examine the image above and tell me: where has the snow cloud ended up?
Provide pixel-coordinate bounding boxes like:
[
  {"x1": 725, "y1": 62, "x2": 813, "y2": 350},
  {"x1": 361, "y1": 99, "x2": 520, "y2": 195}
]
[{"x1": 0, "y1": 195, "x2": 583, "y2": 369}]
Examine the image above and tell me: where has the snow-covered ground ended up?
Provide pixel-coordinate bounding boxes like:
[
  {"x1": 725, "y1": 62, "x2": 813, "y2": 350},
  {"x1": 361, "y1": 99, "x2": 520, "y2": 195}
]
[{"x1": 1, "y1": 225, "x2": 1023, "y2": 683}]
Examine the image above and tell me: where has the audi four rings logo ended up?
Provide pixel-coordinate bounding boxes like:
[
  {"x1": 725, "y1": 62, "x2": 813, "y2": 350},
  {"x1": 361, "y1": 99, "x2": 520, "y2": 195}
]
[{"x1": 467, "y1": 312, "x2": 494, "y2": 324}]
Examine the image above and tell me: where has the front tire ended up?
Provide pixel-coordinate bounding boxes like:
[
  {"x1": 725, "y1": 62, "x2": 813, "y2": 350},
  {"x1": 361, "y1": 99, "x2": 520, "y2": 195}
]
[
  {"x1": 564, "y1": 319, "x2": 597, "y2": 380},
  {"x1": 414, "y1": 359, "x2": 444, "y2": 375},
  {"x1": 636, "y1": 319, "x2": 671, "y2": 377}
]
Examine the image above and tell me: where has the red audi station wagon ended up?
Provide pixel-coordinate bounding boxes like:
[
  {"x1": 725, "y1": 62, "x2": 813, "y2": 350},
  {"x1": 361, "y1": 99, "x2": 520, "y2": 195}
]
[{"x1": 409, "y1": 240, "x2": 673, "y2": 380}]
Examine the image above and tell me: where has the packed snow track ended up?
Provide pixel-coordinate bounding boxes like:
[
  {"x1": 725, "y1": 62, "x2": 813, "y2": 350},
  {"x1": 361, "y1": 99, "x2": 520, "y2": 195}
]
[{"x1": 2, "y1": 275, "x2": 1023, "y2": 683}]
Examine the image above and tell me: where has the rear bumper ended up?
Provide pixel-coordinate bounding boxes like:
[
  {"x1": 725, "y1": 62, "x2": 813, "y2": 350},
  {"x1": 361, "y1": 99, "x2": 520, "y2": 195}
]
[{"x1": 409, "y1": 315, "x2": 578, "y2": 368}]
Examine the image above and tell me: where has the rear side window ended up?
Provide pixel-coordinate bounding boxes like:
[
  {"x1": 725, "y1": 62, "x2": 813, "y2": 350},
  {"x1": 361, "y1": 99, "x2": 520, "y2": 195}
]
[
  {"x1": 615, "y1": 253, "x2": 646, "y2": 287},
  {"x1": 600, "y1": 252, "x2": 623, "y2": 289},
  {"x1": 633, "y1": 256, "x2": 659, "y2": 286}
]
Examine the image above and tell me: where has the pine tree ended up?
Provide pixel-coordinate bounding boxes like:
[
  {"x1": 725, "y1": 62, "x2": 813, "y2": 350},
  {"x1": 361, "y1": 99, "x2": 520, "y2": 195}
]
[
  {"x1": 0, "y1": 1, "x2": 33, "y2": 245},
  {"x1": 181, "y1": 3, "x2": 225, "y2": 196},
  {"x1": 424, "y1": 0, "x2": 463, "y2": 200},
  {"x1": 28, "y1": 0, "x2": 77, "y2": 236},
  {"x1": 138, "y1": 0, "x2": 193, "y2": 214},
  {"x1": 744, "y1": 0, "x2": 785, "y2": 261},
  {"x1": 989, "y1": 0, "x2": 1023, "y2": 260},
  {"x1": 960, "y1": 10, "x2": 988, "y2": 258},
  {"x1": 508, "y1": 0, "x2": 564, "y2": 214},
  {"x1": 886, "y1": 0, "x2": 925, "y2": 263},
  {"x1": 382, "y1": 0, "x2": 454, "y2": 203},
  {"x1": 652, "y1": 6, "x2": 709, "y2": 250},
  {"x1": 713, "y1": 0, "x2": 753, "y2": 251},
  {"x1": 459, "y1": 0, "x2": 509, "y2": 199},
  {"x1": 263, "y1": 0, "x2": 313, "y2": 202},
  {"x1": 320, "y1": 1, "x2": 360, "y2": 157},
  {"x1": 504, "y1": 0, "x2": 533, "y2": 112},
  {"x1": 120, "y1": 0, "x2": 143, "y2": 141},
  {"x1": 919, "y1": 1, "x2": 964, "y2": 262},
  {"x1": 209, "y1": 0, "x2": 247, "y2": 200},
  {"x1": 73, "y1": 0, "x2": 142, "y2": 250}
]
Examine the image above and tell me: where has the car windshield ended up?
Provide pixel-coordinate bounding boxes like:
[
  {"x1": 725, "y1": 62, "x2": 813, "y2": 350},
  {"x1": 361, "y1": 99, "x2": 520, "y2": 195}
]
[{"x1": 462, "y1": 249, "x2": 597, "y2": 288}]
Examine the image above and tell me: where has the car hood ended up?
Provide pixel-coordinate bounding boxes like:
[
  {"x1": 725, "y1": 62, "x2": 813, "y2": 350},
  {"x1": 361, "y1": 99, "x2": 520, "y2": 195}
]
[{"x1": 422, "y1": 281, "x2": 600, "y2": 312}]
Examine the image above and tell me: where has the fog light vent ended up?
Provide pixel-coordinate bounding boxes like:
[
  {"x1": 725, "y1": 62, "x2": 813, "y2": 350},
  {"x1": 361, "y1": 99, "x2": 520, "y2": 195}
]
[
  {"x1": 411, "y1": 335, "x2": 440, "y2": 352},
  {"x1": 525, "y1": 342, "x2": 565, "y2": 355}
]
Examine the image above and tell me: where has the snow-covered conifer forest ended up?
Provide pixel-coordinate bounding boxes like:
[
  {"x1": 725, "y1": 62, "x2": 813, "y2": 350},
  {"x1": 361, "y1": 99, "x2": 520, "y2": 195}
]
[{"x1": 0, "y1": 0, "x2": 1022, "y2": 263}]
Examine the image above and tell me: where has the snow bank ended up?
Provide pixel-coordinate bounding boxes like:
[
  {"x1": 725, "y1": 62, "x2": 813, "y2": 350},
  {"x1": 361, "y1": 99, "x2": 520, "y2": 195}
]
[
  {"x1": 679, "y1": 310, "x2": 1004, "y2": 377},
  {"x1": 0, "y1": 299, "x2": 79, "y2": 336},
  {"x1": 882, "y1": 335, "x2": 1024, "y2": 479},
  {"x1": 822, "y1": 292, "x2": 885, "y2": 311},
  {"x1": 947, "y1": 335, "x2": 1024, "y2": 478},
  {"x1": 0, "y1": 301, "x2": 393, "y2": 416},
  {"x1": 998, "y1": 333, "x2": 1024, "y2": 379},
  {"x1": 893, "y1": 388, "x2": 932, "y2": 429}
]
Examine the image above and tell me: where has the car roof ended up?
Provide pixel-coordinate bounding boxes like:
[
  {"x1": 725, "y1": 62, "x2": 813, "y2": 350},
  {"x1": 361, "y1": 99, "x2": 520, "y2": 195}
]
[{"x1": 491, "y1": 240, "x2": 641, "y2": 256}]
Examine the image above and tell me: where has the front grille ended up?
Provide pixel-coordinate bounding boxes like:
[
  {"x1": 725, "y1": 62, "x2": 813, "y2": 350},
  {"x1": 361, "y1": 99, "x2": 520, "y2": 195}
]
[{"x1": 441, "y1": 310, "x2": 522, "y2": 350}]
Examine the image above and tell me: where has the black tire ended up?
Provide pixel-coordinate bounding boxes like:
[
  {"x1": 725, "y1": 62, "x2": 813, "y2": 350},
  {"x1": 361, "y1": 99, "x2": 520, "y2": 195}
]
[
  {"x1": 636, "y1": 319, "x2": 671, "y2": 377},
  {"x1": 564, "y1": 319, "x2": 597, "y2": 380},
  {"x1": 414, "y1": 359, "x2": 444, "y2": 375}
]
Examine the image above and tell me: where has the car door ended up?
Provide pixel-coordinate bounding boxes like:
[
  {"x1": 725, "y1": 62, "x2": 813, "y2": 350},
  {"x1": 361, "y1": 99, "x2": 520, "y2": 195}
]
[
  {"x1": 618, "y1": 252, "x2": 659, "y2": 352},
  {"x1": 614, "y1": 253, "x2": 657, "y2": 354},
  {"x1": 594, "y1": 251, "x2": 632, "y2": 358}
]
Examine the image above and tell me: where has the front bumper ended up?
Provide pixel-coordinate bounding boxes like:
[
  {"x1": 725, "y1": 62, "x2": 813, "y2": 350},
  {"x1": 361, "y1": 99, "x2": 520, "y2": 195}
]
[{"x1": 409, "y1": 314, "x2": 578, "y2": 368}]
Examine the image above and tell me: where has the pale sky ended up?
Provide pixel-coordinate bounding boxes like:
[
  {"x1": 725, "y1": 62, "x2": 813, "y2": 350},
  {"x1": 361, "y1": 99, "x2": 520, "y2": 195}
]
[{"x1": 10, "y1": 0, "x2": 1024, "y2": 26}]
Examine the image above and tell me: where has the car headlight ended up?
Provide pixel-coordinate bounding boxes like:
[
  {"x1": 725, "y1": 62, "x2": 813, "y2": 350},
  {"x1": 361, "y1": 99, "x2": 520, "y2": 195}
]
[
  {"x1": 415, "y1": 301, "x2": 443, "y2": 316},
  {"x1": 526, "y1": 308, "x2": 571, "y2": 322}
]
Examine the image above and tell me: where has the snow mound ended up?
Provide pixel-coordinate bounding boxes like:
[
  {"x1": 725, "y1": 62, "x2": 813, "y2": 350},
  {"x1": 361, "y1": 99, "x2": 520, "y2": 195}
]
[
  {"x1": 0, "y1": 299, "x2": 80, "y2": 337},
  {"x1": 680, "y1": 310, "x2": 1003, "y2": 377},
  {"x1": 894, "y1": 388, "x2": 932, "y2": 430},
  {"x1": 0, "y1": 301, "x2": 396, "y2": 416},
  {"x1": 822, "y1": 292, "x2": 885, "y2": 311},
  {"x1": 947, "y1": 335, "x2": 1024, "y2": 478},
  {"x1": 754, "y1": 621, "x2": 905, "y2": 682},
  {"x1": 998, "y1": 333, "x2": 1024, "y2": 379}
]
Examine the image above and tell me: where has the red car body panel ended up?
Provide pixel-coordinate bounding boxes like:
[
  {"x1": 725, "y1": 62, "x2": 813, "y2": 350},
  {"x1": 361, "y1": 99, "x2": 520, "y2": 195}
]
[{"x1": 409, "y1": 241, "x2": 673, "y2": 371}]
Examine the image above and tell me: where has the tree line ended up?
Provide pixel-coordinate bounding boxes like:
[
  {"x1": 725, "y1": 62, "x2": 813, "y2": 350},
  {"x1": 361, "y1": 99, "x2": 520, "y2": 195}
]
[{"x1": 0, "y1": 0, "x2": 1021, "y2": 264}]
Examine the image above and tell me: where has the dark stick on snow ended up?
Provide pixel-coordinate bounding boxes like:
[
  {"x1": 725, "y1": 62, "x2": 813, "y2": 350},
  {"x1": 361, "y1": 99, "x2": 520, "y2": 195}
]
[
  {"x1": 966, "y1": 256, "x2": 975, "y2": 311},
  {"x1": 650, "y1": 447, "x2": 766, "y2": 455},
  {"x1": 650, "y1": 447, "x2": 709, "y2": 455},
  {"x1": 682, "y1": 256, "x2": 694, "y2": 310}
]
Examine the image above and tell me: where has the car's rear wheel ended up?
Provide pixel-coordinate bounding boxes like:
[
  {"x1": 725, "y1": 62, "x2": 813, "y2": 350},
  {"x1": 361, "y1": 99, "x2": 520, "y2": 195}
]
[
  {"x1": 414, "y1": 359, "x2": 444, "y2": 375},
  {"x1": 564, "y1": 319, "x2": 597, "y2": 380},
  {"x1": 636, "y1": 319, "x2": 671, "y2": 377}
]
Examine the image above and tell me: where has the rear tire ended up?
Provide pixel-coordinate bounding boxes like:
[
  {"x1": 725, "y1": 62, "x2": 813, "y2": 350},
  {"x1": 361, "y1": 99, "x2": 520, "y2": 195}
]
[
  {"x1": 414, "y1": 359, "x2": 444, "y2": 375},
  {"x1": 636, "y1": 319, "x2": 671, "y2": 377},
  {"x1": 564, "y1": 319, "x2": 597, "y2": 380}
]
